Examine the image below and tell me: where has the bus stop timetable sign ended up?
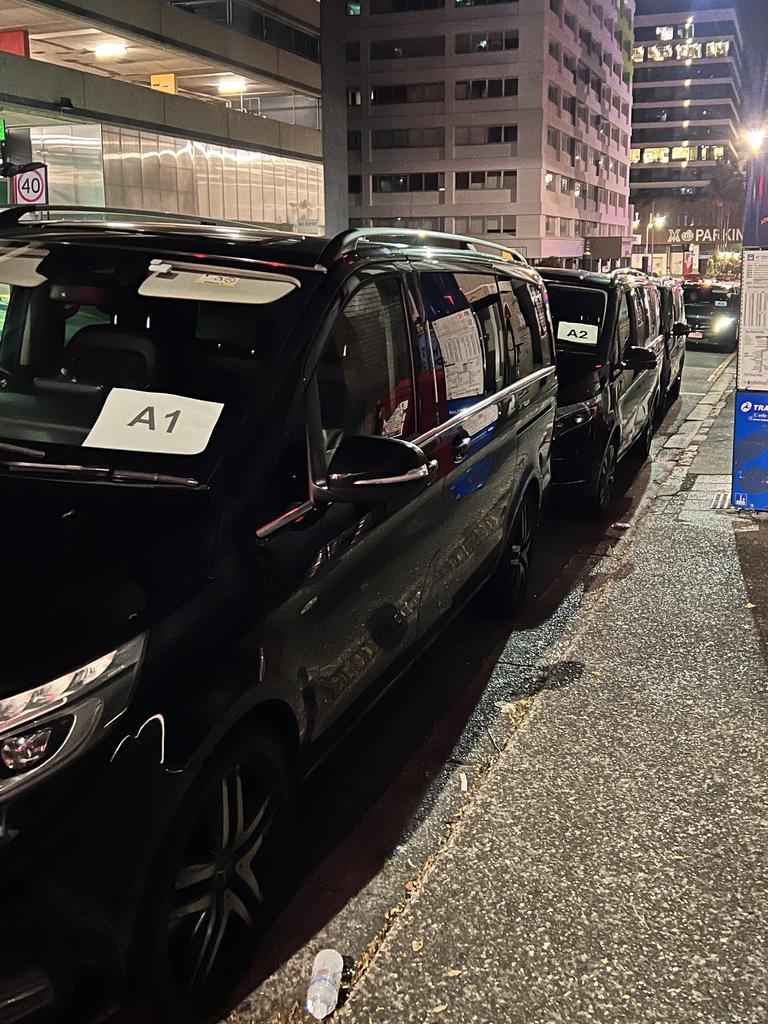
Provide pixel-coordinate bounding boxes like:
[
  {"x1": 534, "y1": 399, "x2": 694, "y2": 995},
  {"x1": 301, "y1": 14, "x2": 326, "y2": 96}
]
[{"x1": 11, "y1": 166, "x2": 48, "y2": 206}]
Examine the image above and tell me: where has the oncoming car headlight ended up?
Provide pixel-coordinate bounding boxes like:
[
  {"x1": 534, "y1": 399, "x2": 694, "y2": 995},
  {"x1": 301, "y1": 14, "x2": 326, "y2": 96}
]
[
  {"x1": 712, "y1": 315, "x2": 735, "y2": 334},
  {"x1": 0, "y1": 636, "x2": 145, "y2": 789}
]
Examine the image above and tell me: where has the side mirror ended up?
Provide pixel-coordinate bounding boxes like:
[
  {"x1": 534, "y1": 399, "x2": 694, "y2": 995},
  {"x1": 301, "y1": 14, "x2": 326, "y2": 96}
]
[
  {"x1": 673, "y1": 322, "x2": 691, "y2": 337},
  {"x1": 320, "y1": 434, "x2": 432, "y2": 505},
  {"x1": 624, "y1": 346, "x2": 657, "y2": 371}
]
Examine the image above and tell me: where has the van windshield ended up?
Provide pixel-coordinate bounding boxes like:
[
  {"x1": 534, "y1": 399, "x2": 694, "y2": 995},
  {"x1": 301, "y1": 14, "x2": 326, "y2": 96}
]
[
  {"x1": 546, "y1": 284, "x2": 608, "y2": 350},
  {"x1": 0, "y1": 241, "x2": 312, "y2": 480}
]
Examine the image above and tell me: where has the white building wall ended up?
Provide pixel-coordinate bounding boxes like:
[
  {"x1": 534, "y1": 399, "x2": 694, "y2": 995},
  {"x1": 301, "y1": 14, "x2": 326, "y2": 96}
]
[{"x1": 346, "y1": 0, "x2": 634, "y2": 261}]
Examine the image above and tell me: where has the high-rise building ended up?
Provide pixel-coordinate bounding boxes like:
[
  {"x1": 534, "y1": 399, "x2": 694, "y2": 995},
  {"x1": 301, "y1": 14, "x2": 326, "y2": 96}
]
[
  {"x1": 0, "y1": 0, "x2": 334, "y2": 231},
  {"x1": 345, "y1": 0, "x2": 636, "y2": 264},
  {"x1": 630, "y1": 0, "x2": 744, "y2": 272}
]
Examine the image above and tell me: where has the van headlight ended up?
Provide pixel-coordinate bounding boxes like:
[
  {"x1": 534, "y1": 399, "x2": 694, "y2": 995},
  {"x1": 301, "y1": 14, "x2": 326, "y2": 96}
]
[
  {"x1": 712, "y1": 315, "x2": 735, "y2": 334},
  {"x1": 0, "y1": 636, "x2": 145, "y2": 792}
]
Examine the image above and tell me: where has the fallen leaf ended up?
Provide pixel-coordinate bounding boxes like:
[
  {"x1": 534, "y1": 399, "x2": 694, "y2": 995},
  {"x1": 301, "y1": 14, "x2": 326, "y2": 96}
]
[
  {"x1": 431, "y1": 1004, "x2": 448, "y2": 1014},
  {"x1": 746, "y1": 602, "x2": 757, "y2": 609},
  {"x1": 444, "y1": 968, "x2": 463, "y2": 978},
  {"x1": 459, "y1": 771, "x2": 468, "y2": 793},
  {"x1": 405, "y1": 880, "x2": 415, "y2": 892},
  {"x1": 412, "y1": 938, "x2": 424, "y2": 952}
]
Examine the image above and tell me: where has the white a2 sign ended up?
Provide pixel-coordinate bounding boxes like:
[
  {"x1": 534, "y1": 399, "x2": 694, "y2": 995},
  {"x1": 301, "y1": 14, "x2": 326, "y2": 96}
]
[
  {"x1": 556, "y1": 321, "x2": 599, "y2": 345},
  {"x1": 83, "y1": 389, "x2": 225, "y2": 455}
]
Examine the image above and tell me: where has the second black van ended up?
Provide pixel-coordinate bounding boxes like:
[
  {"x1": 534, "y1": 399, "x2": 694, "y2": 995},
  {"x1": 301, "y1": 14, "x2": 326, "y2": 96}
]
[{"x1": 539, "y1": 268, "x2": 664, "y2": 514}]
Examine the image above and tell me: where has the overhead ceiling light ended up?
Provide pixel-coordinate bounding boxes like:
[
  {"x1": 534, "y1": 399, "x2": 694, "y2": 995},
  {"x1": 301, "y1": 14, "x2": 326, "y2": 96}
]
[
  {"x1": 218, "y1": 77, "x2": 247, "y2": 95},
  {"x1": 93, "y1": 42, "x2": 127, "y2": 59}
]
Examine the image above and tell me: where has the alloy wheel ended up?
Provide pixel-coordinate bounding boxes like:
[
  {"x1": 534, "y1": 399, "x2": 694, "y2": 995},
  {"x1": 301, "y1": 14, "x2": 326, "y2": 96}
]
[
  {"x1": 166, "y1": 766, "x2": 276, "y2": 997},
  {"x1": 596, "y1": 442, "x2": 617, "y2": 514}
]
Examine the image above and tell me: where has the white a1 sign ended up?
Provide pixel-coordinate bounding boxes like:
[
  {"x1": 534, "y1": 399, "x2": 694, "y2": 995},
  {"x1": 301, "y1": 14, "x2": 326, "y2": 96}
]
[
  {"x1": 83, "y1": 389, "x2": 224, "y2": 455},
  {"x1": 11, "y1": 166, "x2": 48, "y2": 206}
]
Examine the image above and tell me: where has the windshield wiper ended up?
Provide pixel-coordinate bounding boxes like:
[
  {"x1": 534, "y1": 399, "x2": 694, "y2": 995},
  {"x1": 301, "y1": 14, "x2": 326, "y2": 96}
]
[
  {"x1": 0, "y1": 440, "x2": 46, "y2": 461},
  {"x1": 1, "y1": 462, "x2": 201, "y2": 488}
]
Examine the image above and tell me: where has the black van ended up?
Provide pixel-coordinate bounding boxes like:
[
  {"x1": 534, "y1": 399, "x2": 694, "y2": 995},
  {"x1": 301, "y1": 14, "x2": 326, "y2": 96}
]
[
  {"x1": 683, "y1": 281, "x2": 740, "y2": 350},
  {"x1": 538, "y1": 268, "x2": 664, "y2": 514},
  {"x1": 0, "y1": 211, "x2": 556, "y2": 1022},
  {"x1": 656, "y1": 276, "x2": 689, "y2": 404}
]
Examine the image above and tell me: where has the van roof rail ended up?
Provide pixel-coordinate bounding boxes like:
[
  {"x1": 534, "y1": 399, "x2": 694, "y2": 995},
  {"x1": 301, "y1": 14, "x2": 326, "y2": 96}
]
[
  {"x1": 0, "y1": 204, "x2": 295, "y2": 236},
  {"x1": 319, "y1": 227, "x2": 528, "y2": 269}
]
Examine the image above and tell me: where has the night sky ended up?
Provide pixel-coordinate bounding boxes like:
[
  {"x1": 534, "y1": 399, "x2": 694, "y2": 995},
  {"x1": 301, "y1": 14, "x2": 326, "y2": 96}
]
[{"x1": 737, "y1": 0, "x2": 768, "y2": 115}]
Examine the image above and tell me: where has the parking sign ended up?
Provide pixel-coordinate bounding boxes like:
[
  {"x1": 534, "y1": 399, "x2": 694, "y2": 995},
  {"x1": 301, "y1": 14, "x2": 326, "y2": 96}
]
[{"x1": 11, "y1": 166, "x2": 48, "y2": 206}]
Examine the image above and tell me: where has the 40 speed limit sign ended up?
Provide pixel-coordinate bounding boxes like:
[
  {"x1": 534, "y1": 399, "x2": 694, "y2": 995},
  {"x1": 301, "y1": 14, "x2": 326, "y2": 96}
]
[{"x1": 11, "y1": 166, "x2": 48, "y2": 206}]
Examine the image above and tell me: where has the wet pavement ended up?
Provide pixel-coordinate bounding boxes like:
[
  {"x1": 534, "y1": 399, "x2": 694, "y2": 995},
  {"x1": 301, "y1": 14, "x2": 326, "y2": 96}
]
[{"x1": 229, "y1": 350, "x2": 767, "y2": 1024}]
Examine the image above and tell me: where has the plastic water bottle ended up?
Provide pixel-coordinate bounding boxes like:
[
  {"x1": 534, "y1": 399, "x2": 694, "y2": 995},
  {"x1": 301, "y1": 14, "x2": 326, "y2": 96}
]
[{"x1": 305, "y1": 949, "x2": 344, "y2": 1020}]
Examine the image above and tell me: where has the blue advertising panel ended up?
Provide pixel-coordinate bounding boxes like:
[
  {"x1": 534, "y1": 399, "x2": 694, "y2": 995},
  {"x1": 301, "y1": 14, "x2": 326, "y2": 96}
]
[{"x1": 732, "y1": 391, "x2": 768, "y2": 508}]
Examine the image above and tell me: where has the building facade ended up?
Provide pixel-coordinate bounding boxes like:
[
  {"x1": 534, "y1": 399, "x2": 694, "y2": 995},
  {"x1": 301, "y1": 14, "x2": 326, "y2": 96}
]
[
  {"x1": 0, "y1": 0, "x2": 331, "y2": 231},
  {"x1": 630, "y1": 0, "x2": 744, "y2": 274},
  {"x1": 345, "y1": 0, "x2": 635, "y2": 263}
]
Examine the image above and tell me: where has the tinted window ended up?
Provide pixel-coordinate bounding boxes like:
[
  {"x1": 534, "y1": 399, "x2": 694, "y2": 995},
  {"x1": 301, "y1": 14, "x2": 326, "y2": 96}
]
[
  {"x1": 546, "y1": 283, "x2": 607, "y2": 349},
  {"x1": 628, "y1": 289, "x2": 646, "y2": 342},
  {"x1": 642, "y1": 284, "x2": 661, "y2": 340},
  {"x1": 419, "y1": 271, "x2": 504, "y2": 422},
  {"x1": 499, "y1": 279, "x2": 553, "y2": 379},
  {"x1": 317, "y1": 277, "x2": 416, "y2": 458}
]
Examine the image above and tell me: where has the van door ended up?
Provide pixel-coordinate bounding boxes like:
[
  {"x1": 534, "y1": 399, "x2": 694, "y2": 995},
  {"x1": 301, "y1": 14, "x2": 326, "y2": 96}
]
[
  {"x1": 307, "y1": 272, "x2": 445, "y2": 729},
  {"x1": 617, "y1": 288, "x2": 649, "y2": 453},
  {"x1": 414, "y1": 269, "x2": 522, "y2": 619}
]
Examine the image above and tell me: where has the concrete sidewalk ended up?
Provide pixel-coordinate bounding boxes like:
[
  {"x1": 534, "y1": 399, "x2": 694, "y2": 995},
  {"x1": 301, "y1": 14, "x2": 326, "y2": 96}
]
[{"x1": 327, "y1": 366, "x2": 768, "y2": 1023}]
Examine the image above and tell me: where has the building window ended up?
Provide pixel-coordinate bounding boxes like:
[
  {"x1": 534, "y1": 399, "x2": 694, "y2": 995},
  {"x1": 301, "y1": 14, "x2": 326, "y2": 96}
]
[
  {"x1": 560, "y1": 175, "x2": 572, "y2": 194},
  {"x1": 656, "y1": 25, "x2": 673, "y2": 41},
  {"x1": 348, "y1": 175, "x2": 362, "y2": 193},
  {"x1": 548, "y1": 84, "x2": 560, "y2": 106},
  {"x1": 560, "y1": 218, "x2": 571, "y2": 236},
  {"x1": 372, "y1": 172, "x2": 445, "y2": 192},
  {"x1": 455, "y1": 125, "x2": 517, "y2": 145},
  {"x1": 455, "y1": 78, "x2": 518, "y2": 99},
  {"x1": 545, "y1": 171, "x2": 557, "y2": 192},
  {"x1": 641, "y1": 147, "x2": 670, "y2": 164},
  {"x1": 455, "y1": 30, "x2": 518, "y2": 52},
  {"x1": 549, "y1": 41, "x2": 561, "y2": 61},
  {"x1": 706, "y1": 40, "x2": 730, "y2": 57},
  {"x1": 347, "y1": 88, "x2": 362, "y2": 107},
  {"x1": 547, "y1": 127, "x2": 559, "y2": 149},
  {"x1": 455, "y1": 170, "x2": 517, "y2": 194},
  {"x1": 676, "y1": 42, "x2": 702, "y2": 61},
  {"x1": 647, "y1": 44, "x2": 673, "y2": 61},
  {"x1": 371, "y1": 83, "x2": 444, "y2": 104},
  {"x1": 545, "y1": 216, "x2": 557, "y2": 236},
  {"x1": 454, "y1": 215, "x2": 516, "y2": 235},
  {"x1": 455, "y1": 0, "x2": 519, "y2": 6},
  {"x1": 346, "y1": 0, "x2": 361, "y2": 13},
  {"x1": 370, "y1": 36, "x2": 445, "y2": 59},
  {"x1": 346, "y1": 41, "x2": 361, "y2": 61},
  {"x1": 371, "y1": 128, "x2": 444, "y2": 148},
  {"x1": 671, "y1": 145, "x2": 693, "y2": 161},
  {"x1": 370, "y1": 0, "x2": 444, "y2": 9},
  {"x1": 564, "y1": 10, "x2": 576, "y2": 32},
  {"x1": 347, "y1": 130, "x2": 362, "y2": 151}
]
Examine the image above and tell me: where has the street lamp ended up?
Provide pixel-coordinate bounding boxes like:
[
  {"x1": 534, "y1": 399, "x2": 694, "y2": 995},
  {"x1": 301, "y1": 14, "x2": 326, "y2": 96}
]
[
  {"x1": 645, "y1": 212, "x2": 667, "y2": 272},
  {"x1": 746, "y1": 129, "x2": 766, "y2": 156}
]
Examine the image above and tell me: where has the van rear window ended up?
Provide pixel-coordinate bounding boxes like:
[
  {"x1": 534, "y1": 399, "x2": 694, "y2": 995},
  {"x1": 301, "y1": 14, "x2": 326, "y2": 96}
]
[{"x1": 546, "y1": 284, "x2": 607, "y2": 348}]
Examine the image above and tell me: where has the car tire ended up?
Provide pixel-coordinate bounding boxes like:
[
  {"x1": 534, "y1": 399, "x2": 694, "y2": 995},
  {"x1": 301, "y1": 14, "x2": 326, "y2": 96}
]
[
  {"x1": 658, "y1": 355, "x2": 671, "y2": 419},
  {"x1": 637, "y1": 396, "x2": 657, "y2": 461},
  {"x1": 484, "y1": 490, "x2": 538, "y2": 616},
  {"x1": 587, "y1": 437, "x2": 618, "y2": 518},
  {"x1": 128, "y1": 729, "x2": 294, "y2": 1023}
]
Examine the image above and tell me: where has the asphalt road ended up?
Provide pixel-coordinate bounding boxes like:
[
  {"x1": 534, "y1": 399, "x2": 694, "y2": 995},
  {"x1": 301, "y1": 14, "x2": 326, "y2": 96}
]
[{"x1": 229, "y1": 348, "x2": 738, "y2": 1023}]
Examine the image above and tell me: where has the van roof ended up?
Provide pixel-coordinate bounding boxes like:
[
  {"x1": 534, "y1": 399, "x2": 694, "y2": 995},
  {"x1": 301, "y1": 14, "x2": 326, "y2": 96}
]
[{"x1": 0, "y1": 206, "x2": 536, "y2": 280}]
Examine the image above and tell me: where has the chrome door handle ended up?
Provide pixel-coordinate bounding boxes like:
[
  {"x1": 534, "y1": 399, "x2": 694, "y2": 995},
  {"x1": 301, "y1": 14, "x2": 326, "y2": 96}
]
[{"x1": 452, "y1": 435, "x2": 472, "y2": 464}]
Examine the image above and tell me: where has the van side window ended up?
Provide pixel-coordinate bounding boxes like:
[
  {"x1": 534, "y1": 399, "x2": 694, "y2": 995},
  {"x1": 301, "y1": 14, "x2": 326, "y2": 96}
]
[
  {"x1": 419, "y1": 272, "x2": 504, "y2": 422},
  {"x1": 617, "y1": 294, "x2": 632, "y2": 357},
  {"x1": 499, "y1": 278, "x2": 553, "y2": 380},
  {"x1": 645, "y1": 284, "x2": 661, "y2": 339},
  {"x1": 628, "y1": 290, "x2": 646, "y2": 344},
  {"x1": 317, "y1": 276, "x2": 416, "y2": 460}
]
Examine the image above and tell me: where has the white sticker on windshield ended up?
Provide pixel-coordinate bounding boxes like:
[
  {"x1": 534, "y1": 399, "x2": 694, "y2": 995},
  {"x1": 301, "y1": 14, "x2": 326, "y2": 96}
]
[
  {"x1": 82, "y1": 389, "x2": 224, "y2": 456},
  {"x1": 557, "y1": 321, "x2": 599, "y2": 345}
]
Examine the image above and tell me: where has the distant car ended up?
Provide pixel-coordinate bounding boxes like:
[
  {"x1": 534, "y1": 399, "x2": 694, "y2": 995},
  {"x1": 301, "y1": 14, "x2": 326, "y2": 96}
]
[
  {"x1": 539, "y1": 268, "x2": 664, "y2": 514},
  {"x1": 656, "y1": 276, "x2": 689, "y2": 403},
  {"x1": 683, "y1": 282, "x2": 740, "y2": 350}
]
